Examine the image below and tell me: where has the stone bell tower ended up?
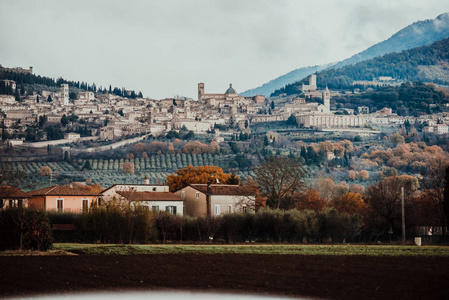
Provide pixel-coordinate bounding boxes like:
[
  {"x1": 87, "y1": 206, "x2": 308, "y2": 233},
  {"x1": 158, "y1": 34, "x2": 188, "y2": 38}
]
[{"x1": 198, "y1": 82, "x2": 205, "y2": 101}]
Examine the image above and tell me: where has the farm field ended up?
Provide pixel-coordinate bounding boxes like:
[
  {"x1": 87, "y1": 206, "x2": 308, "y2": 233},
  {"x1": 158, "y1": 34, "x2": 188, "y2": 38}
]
[
  {"x1": 2, "y1": 244, "x2": 449, "y2": 300},
  {"x1": 50, "y1": 243, "x2": 449, "y2": 256}
]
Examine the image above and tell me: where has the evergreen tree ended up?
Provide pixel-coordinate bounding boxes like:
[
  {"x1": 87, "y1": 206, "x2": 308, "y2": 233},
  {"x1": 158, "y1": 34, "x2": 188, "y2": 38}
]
[
  {"x1": 47, "y1": 95, "x2": 52, "y2": 102},
  {"x1": 14, "y1": 88, "x2": 20, "y2": 102},
  {"x1": 443, "y1": 166, "x2": 449, "y2": 230},
  {"x1": 263, "y1": 135, "x2": 269, "y2": 146},
  {"x1": 60, "y1": 114, "x2": 68, "y2": 127}
]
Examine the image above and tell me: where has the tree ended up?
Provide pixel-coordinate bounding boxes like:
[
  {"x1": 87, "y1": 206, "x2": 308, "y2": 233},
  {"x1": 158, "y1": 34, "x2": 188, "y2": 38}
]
[
  {"x1": 60, "y1": 114, "x2": 68, "y2": 127},
  {"x1": 286, "y1": 114, "x2": 297, "y2": 126},
  {"x1": 359, "y1": 170, "x2": 369, "y2": 180},
  {"x1": 47, "y1": 95, "x2": 52, "y2": 102},
  {"x1": 270, "y1": 101, "x2": 275, "y2": 110},
  {"x1": 69, "y1": 91, "x2": 78, "y2": 100},
  {"x1": 68, "y1": 114, "x2": 79, "y2": 123},
  {"x1": 38, "y1": 115, "x2": 47, "y2": 128},
  {"x1": 39, "y1": 166, "x2": 52, "y2": 176},
  {"x1": 255, "y1": 157, "x2": 307, "y2": 210},
  {"x1": 296, "y1": 189, "x2": 326, "y2": 211},
  {"x1": 331, "y1": 192, "x2": 367, "y2": 215},
  {"x1": 390, "y1": 132, "x2": 405, "y2": 145},
  {"x1": 14, "y1": 88, "x2": 21, "y2": 102},
  {"x1": 166, "y1": 165, "x2": 239, "y2": 192},
  {"x1": 443, "y1": 166, "x2": 449, "y2": 230},
  {"x1": 123, "y1": 162, "x2": 135, "y2": 174},
  {"x1": 83, "y1": 160, "x2": 92, "y2": 170},
  {"x1": 365, "y1": 175, "x2": 418, "y2": 238}
]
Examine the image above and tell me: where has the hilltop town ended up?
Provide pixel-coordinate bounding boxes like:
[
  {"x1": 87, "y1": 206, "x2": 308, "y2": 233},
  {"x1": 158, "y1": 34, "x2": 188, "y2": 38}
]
[{"x1": 2, "y1": 67, "x2": 448, "y2": 152}]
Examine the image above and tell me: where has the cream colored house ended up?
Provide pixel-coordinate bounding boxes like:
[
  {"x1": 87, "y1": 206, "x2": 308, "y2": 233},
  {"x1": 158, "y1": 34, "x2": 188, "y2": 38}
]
[
  {"x1": 101, "y1": 182, "x2": 184, "y2": 215},
  {"x1": 174, "y1": 184, "x2": 255, "y2": 217}
]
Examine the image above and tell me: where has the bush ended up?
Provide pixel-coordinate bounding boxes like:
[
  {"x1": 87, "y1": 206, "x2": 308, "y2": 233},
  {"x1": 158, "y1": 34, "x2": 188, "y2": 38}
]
[{"x1": 0, "y1": 208, "x2": 53, "y2": 251}]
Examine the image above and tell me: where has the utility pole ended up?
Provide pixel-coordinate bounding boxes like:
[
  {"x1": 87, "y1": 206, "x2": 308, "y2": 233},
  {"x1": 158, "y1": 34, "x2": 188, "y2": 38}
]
[{"x1": 401, "y1": 187, "x2": 406, "y2": 244}]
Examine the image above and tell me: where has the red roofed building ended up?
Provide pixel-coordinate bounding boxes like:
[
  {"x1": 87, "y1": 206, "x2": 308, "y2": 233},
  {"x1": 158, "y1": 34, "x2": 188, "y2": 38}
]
[
  {"x1": 0, "y1": 186, "x2": 29, "y2": 209},
  {"x1": 28, "y1": 185, "x2": 100, "y2": 213},
  {"x1": 174, "y1": 184, "x2": 255, "y2": 217}
]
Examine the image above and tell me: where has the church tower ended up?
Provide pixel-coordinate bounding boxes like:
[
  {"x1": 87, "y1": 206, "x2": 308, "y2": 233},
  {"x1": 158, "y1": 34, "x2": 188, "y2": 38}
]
[
  {"x1": 198, "y1": 82, "x2": 205, "y2": 101},
  {"x1": 322, "y1": 86, "x2": 330, "y2": 113}
]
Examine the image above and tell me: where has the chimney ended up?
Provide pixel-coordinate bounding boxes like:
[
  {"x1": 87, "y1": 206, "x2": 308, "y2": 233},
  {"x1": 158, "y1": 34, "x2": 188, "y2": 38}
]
[
  {"x1": 144, "y1": 175, "x2": 150, "y2": 185},
  {"x1": 206, "y1": 181, "x2": 212, "y2": 217}
]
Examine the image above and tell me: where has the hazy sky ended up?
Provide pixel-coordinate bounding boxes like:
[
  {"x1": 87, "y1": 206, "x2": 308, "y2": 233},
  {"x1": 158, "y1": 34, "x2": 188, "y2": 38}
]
[{"x1": 1, "y1": 0, "x2": 448, "y2": 99}]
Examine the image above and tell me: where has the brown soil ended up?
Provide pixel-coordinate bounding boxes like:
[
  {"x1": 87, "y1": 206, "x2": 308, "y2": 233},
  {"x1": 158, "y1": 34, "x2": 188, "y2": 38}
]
[{"x1": 1, "y1": 254, "x2": 448, "y2": 299}]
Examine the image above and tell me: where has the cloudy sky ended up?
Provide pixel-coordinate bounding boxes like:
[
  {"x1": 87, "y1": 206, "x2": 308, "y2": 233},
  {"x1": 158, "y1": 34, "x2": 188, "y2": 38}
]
[{"x1": 1, "y1": 0, "x2": 448, "y2": 99}]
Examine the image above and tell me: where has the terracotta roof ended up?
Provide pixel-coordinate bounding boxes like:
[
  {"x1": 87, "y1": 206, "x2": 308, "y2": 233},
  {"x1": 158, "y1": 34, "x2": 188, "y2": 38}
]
[
  {"x1": 117, "y1": 191, "x2": 184, "y2": 202},
  {"x1": 189, "y1": 184, "x2": 253, "y2": 196},
  {"x1": 28, "y1": 185, "x2": 99, "y2": 197},
  {"x1": 0, "y1": 186, "x2": 29, "y2": 198}
]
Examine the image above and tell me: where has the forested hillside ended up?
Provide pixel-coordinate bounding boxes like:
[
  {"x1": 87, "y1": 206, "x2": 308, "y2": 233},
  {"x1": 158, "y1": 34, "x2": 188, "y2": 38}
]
[
  {"x1": 272, "y1": 38, "x2": 449, "y2": 96},
  {"x1": 335, "y1": 82, "x2": 449, "y2": 116},
  {"x1": 0, "y1": 69, "x2": 141, "y2": 98}
]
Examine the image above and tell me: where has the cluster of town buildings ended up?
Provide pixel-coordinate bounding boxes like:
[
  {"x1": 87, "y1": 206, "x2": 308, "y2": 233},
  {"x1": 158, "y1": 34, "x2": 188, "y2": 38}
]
[
  {"x1": 0, "y1": 179, "x2": 255, "y2": 217},
  {"x1": 1, "y1": 69, "x2": 448, "y2": 148}
]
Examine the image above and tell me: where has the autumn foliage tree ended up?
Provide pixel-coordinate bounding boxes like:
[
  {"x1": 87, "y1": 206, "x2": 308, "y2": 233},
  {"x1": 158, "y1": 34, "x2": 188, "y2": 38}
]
[
  {"x1": 39, "y1": 166, "x2": 51, "y2": 176},
  {"x1": 166, "y1": 165, "x2": 240, "y2": 192},
  {"x1": 122, "y1": 162, "x2": 135, "y2": 174},
  {"x1": 331, "y1": 192, "x2": 367, "y2": 215},
  {"x1": 296, "y1": 189, "x2": 326, "y2": 211}
]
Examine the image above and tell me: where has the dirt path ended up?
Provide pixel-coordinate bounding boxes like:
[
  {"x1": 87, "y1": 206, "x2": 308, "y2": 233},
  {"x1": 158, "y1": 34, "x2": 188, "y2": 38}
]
[{"x1": 1, "y1": 254, "x2": 448, "y2": 299}]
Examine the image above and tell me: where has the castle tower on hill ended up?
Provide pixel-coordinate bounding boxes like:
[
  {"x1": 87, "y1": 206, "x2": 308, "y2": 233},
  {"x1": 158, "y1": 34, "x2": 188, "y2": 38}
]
[
  {"x1": 301, "y1": 74, "x2": 317, "y2": 92},
  {"x1": 61, "y1": 84, "x2": 69, "y2": 105},
  {"x1": 198, "y1": 82, "x2": 205, "y2": 101}
]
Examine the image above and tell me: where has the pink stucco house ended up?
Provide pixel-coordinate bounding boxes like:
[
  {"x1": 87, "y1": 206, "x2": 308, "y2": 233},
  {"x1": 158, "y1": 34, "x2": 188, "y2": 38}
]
[{"x1": 28, "y1": 185, "x2": 99, "y2": 213}]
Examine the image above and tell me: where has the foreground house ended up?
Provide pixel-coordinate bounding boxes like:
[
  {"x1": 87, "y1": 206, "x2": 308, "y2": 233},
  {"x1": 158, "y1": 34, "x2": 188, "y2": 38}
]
[
  {"x1": 0, "y1": 186, "x2": 29, "y2": 209},
  {"x1": 28, "y1": 185, "x2": 99, "y2": 213},
  {"x1": 174, "y1": 184, "x2": 256, "y2": 217},
  {"x1": 114, "y1": 191, "x2": 184, "y2": 215},
  {"x1": 101, "y1": 180, "x2": 184, "y2": 215}
]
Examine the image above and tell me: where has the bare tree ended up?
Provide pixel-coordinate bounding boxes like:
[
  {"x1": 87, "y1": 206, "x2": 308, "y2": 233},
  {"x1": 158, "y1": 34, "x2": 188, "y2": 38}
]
[{"x1": 254, "y1": 157, "x2": 307, "y2": 210}]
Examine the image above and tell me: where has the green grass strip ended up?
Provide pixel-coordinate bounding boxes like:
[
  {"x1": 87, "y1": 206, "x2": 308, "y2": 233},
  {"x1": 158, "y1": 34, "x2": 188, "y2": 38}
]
[{"x1": 51, "y1": 243, "x2": 449, "y2": 256}]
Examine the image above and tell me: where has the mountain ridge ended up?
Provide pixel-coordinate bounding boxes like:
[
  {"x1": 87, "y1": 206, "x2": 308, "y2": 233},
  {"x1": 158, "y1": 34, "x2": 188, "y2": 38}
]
[{"x1": 241, "y1": 12, "x2": 449, "y2": 97}]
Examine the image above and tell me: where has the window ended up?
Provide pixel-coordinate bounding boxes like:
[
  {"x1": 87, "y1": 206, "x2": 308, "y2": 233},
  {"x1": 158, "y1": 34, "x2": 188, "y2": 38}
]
[
  {"x1": 242, "y1": 204, "x2": 247, "y2": 213},
  {"x1": 82, "y1": 199, "x2": 89, "y2": 213},
  {"x1": 57, "y1": 199, "x2": 64, "y2": 212},
  {"x1": 152, "y1": 205, "x2": 159, "y2": 212},
  {"x1": 166, "y1": 205, "x2": 177, "y2": 215},
  {"x1": 153, "y1": 187, "x2": 157, "y2": 191},
  {"x1": 214, "y1": 205, "x2": 221, "y2": 215},
  {"x1": 195, "y1": 192, "x2": 200, "y2": 199},
  {"x1": 228, "y1": 205, "x2": 233, "y2": 213},
  {"x1": 181, "y1": 191, "x2": 185, "y2": 199},
  {"x1": 8, "y1": 199, "x2": 23, "y2": 208}
]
